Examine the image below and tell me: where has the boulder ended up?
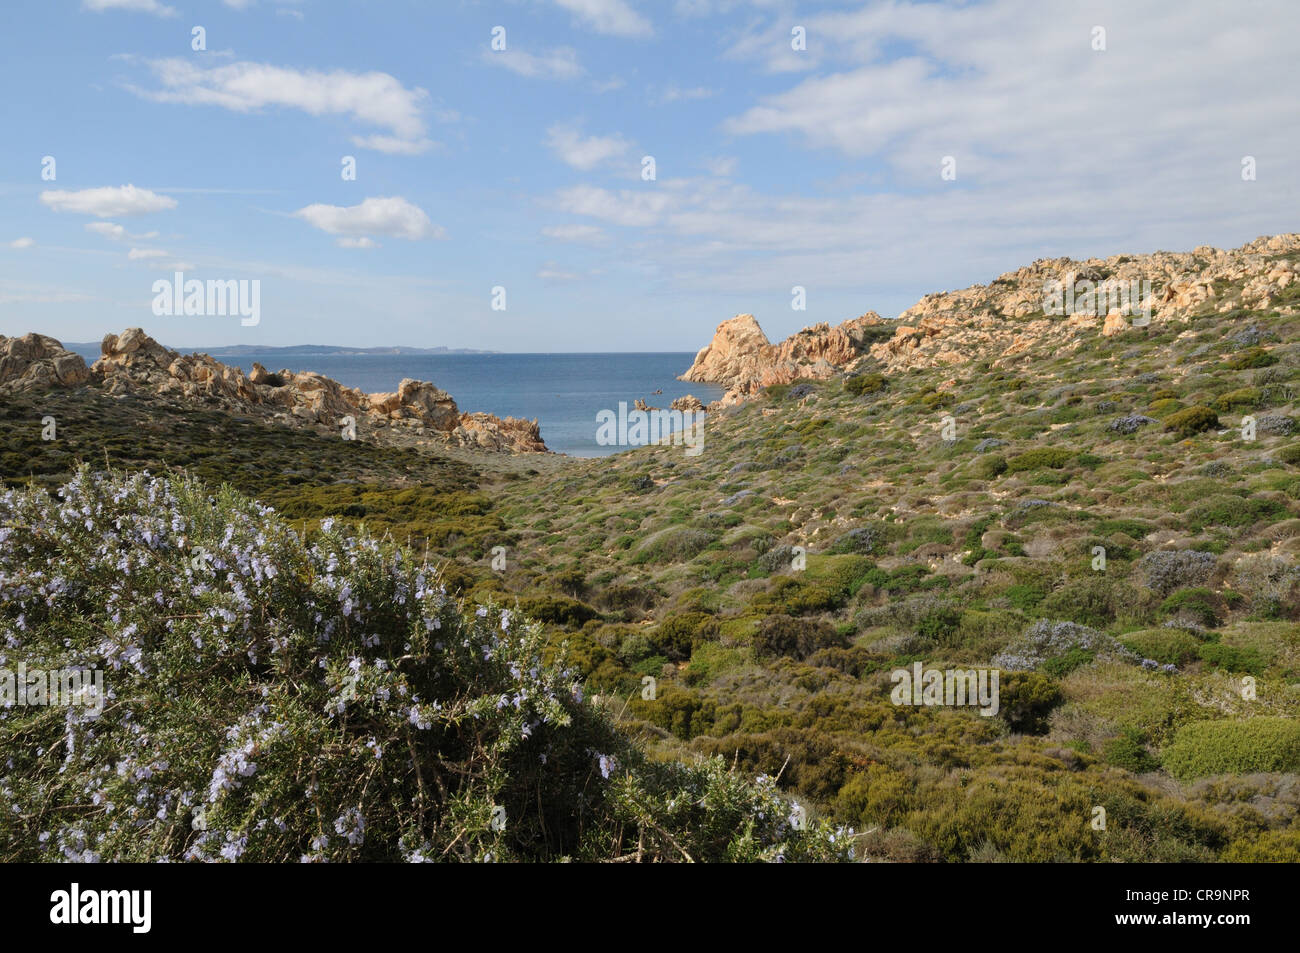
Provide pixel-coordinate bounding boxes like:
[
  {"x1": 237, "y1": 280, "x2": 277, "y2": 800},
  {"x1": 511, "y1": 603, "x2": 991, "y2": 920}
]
[{"x1": 0, "y1": 333, "x2": 90, "y2": 394}]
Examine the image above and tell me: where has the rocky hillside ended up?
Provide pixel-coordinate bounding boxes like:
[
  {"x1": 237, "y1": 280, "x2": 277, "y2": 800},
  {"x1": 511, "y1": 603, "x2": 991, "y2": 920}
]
[
  {"x1": 684, "y1": 233, "x2": 1300, "y2": 398},
  {"x1": 479, "y1": 233, "x2": 1300, "y2": 862},
  {"x1": 0, "y1": 328, "x2": 546, "y2": 454}
]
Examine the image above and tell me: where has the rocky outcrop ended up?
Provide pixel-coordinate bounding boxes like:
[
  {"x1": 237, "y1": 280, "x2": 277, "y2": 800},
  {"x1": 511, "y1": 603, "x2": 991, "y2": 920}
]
[
  {"x1": 681, "y1": 314, "x2": 771, "y2": 388},
  {"x1": 453, "y1": 413, "x2": 546, "y2": 453},
  {"x1": 671, "y1": 394, "x2": 704, "y2": 413},
  {"x1": 683, "y1": 234, "x2": 1300, "y2": 397},
  {"x1": 866, "y1": 233, "x2": 1300, "y2": 373},
  {"x1": 0, "y1": 333, "x2": 91, "y2": 394},
  {"x1": 681, "y1": 312, "x2": 889, "y2": 406},
  {"x1": 67, "y1": 328, "x2": 545, "y2": 453}
]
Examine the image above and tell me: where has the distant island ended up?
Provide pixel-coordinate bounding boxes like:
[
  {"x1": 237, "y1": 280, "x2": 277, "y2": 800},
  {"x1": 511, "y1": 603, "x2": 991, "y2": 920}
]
[{"x1": 63, "y1": 342, "x2": 498, "y2": 357}]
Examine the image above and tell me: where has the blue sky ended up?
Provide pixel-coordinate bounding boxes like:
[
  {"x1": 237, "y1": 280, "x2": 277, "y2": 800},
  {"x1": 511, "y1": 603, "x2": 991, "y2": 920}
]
[{"x1": 1, "y1": 0, "x2": 1297, "y2": 351}]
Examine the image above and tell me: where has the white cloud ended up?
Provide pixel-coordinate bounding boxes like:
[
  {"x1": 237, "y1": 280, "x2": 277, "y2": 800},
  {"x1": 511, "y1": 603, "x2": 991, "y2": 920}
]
[
  {"x1": 85, "y1": 222, "x2": 126, "y2": 240},
  {"x1": 40, "y1": 185, "x2": 177, "y2": 217},
  {"x1": 9, "y1": 238, "x2": 35, "y2": 249},
  {"x1": 129, "y1": 59, "x2": 434, "y2": 154},
  {"x1": 610, "y1": 0, "x2": 1300, "y2": 304},
  {"x1": 293, "y1": 196, "x2": 445, "y2": 241},
  {"x1": 349, "y1": 134, "x2": 438, "y2": 156},
  {"x1": 0, "y1": 286, "x2": 96, "y2": 305},
  {"x1": 553, "y1": 0, "x2": 652, "y2": 37},
  {"x1": 552, "y1": 185, "x2": 674, "y2": 227},
  {"x1": 128, "y1": 248, "x2": 169, "y2": 260},
  {"x1": 85, "y1": 222, "x2": 159, "y2": 241},
  {"x1": 483, "y1": 47, "x2": 584, "y2": 80},
  {"x1": 537, "y1": 263, "x2": 583, "y2": 281},
  {"x1": 82, "y1": 0, "x2": 177, "y2": 17},
  {"x1": 722, "y1": 0, "x2": 1299, "y2": 188},
  {"x1": 337, "y1": 237, "x2": 379, "y2": 249},
  {"x1": 545, "y1": 123, "x2": 631, "y2": 171},
  {"x1": 703, "y1": 156, "x2": 737, "y2": 177},
  {"x1": 657, "y1": 85, "x2": 716, "y2": 104},
  {"x1": 542, "y1": 224, "x2": 608, "y2": 243}
]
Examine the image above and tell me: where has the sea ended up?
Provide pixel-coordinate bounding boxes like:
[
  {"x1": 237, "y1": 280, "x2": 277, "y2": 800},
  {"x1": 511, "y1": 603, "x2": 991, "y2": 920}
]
[{"x1": 66, "y1": 347, "x2": 723, "y2": 457}]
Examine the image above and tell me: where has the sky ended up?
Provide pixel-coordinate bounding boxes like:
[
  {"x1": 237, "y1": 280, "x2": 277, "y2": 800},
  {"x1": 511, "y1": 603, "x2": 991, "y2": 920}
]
[{"x1": 0, "y1": 0, "x2": 1297, "y2": 352}]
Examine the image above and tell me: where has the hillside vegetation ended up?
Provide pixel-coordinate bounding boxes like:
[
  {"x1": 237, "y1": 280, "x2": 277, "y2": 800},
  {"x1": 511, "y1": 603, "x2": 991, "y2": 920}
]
[{"x1": 3, "y1": 237, "x2": 1299, "y2": 862}]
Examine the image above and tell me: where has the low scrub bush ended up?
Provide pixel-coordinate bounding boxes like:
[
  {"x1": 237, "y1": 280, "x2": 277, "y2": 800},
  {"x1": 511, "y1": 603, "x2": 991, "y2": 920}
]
[
  {"x1": 1163, "y1": 406, "x2": 1220, "y2": 437},
  {"x1": 1006, "y1": 448, "x2": 1074, "y2": 473},
  {"x1": 1162, "y1": 718, "x2": 1300, "y2": 781}
]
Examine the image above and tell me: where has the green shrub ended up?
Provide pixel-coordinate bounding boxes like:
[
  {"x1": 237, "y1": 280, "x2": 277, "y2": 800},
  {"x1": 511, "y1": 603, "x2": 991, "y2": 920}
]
[
  {"x1": 997, "y1": 672, "x2": 1063, "y2": 733},
  {"x1": 1158, "y1": 588, "x2": 1220, "y2": 627},
  {"x1": 1162, "y1": 718, "x2": 1300, "y2": 781},
  {"x1": 1119, "y1": 629, "x2": 1201, "y2": 666},
  {"x1": 1041, "y1": 647, "x2": 1095, "y2": 677},
  {"x1": 550, "y1": 568, "x2": 588, "y2": 597},
  {"x1": 752, "y1": 614, "x2": 846, "y2": 661},
  {"x1": 1213, "y1": 387, "x2": 1261, "y2": 412},
  {"x1": 1278, "y1": 444, "x2": 1300, "y2": 466},
  {"x1": 1039, "y1": 577, "x2": 1142, "y2": 629},
  {"x1": 1225, "y1": 346, "x2": 1278, "y2": 370},
  {"x1": 1222, "y1": 829, "x2": 1300, "y2": 862},
  {"x1": 1006, "y1": 448, "x2": 1074, "y2": 473},
  {"x1": 835, "y1": 765, "x2": 913, "y2": 828},
  {"x1": 916, "y1": 607, "x2": 963, "y2": 645},
  {"x1": 1186, "y1": 494, "x2": 1286, "y2": 530},
  {"x1": 655, "y1": 611, "x2": 721, "y2": 661},
  {"x1": 906, "y1": 776, "x2": 1095, "y2": 862},
  {"x1": 972, "y1": 454, "x2": 1008, "y2": 480},
  {"x1": 1163, "y1": 406, "x2": 1220, "y2": 437},
  {"x1": 517, "y1": 594, "x2": 600, "y2": 628},
  {"x1": 633, "y1": 527, "x2": 717, "y2": 564},
  {"x1": 1196, "y1": 643, "x2": 1265, "y2": 675},
  {"x1": 844, "y1": 373, "x2": 887, "y2": 396},
  {"x1": 754, "y1": 577, "x2": 840, "y2": 614},
  {"x1": 1103, "y1": 729, "x2": 1160, "y2": 773},
  {"x1": 1004, "y1": 583, "x2": 1045, "y2": 610}
]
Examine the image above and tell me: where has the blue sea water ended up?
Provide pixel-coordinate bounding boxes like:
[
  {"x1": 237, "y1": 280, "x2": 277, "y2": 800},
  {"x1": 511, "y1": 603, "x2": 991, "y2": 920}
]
[{"x1": 67, "y1": 347, "x2": 722, "y2": 457}]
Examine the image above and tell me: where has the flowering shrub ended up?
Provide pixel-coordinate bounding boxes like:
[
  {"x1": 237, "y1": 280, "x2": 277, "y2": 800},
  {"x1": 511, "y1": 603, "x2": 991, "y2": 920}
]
[
  {"x1": 992, "y1": 620, "x2": 1137, "y2": 672},
  {"x1": 0, "y1": 469, "x2": 851, "y2": 863},
  {"x1": 1106, "y1": 414, "x2": 1158, "y2": 435},
  {"x1": 1137, "y1": 549, "x2": 1217, "y2": 596}
]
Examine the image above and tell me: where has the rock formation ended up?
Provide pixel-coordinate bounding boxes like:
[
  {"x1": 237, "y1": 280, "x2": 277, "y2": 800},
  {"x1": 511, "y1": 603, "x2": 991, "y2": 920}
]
[
  {"x1": 0, "y1": 333, "x2": 91, "y2": 394},
  {"x1": 1, "y1": 328, "x2": 545, "y2": 454},
  {"x1": 681, "y1": 312, "x2": 889, "y2": 406},
  {"x1": 865, "y1": 233, "x2": 1299, "y2": 374},
  {"x1": 683, "y1": 234, "x2": 1300, "y2": 400}
]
